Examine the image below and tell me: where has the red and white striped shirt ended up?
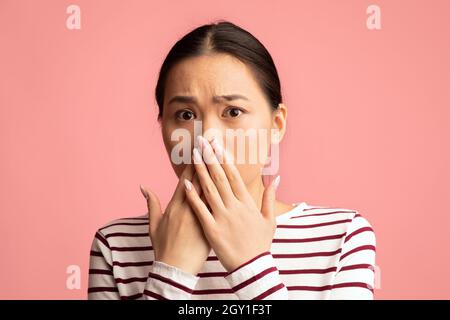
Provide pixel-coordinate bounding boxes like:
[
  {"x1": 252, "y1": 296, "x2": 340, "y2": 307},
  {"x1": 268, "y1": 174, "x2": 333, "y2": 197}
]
[{"x1": 88, "y1": 202, "x2": 376, "y2": 300}]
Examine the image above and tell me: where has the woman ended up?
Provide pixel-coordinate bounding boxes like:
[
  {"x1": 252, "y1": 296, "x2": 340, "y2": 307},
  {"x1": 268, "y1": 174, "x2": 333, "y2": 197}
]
[{"x1": 88, "y1": 20, "x2": 376, "y2": 300}]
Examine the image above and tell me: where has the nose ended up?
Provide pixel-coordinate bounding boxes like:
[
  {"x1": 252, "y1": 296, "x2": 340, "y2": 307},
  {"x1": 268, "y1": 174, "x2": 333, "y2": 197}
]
[{"x1": 198, "y1": 115, "x2": 223, "y2": 145}]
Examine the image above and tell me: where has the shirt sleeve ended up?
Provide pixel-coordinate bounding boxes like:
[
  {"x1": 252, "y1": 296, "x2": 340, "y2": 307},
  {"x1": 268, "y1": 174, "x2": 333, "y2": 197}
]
[
  {"x1": 329, "y1": 213, "x2": 377, "y2": 299},
  {"x1": 224, "y1": 251, "x2": 289, "y2": 300},
  {"x1": 142, "y1": 260, "x2": 200, "y2": 300},
  {"x1": 87, "y1": 231, "x2": 120, "y2": 300},
  {"x1": 87, "y1": 230, "x2": 200, "y2": 300}
]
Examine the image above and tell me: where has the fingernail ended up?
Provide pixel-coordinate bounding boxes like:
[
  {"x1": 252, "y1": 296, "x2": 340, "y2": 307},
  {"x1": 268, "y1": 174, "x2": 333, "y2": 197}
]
[
  {"x1": 140, "y1": 184, "x2": 149, "y2": 200},
  {"x1": 211, "y1": 137, "x2": 223, "y2": 153},
  {"x1": 202, "y1": 135, "x2": 213, "y2": 150},
  {"x1": 193, "y1": 147, "x2": 202, "y2": 164},
  {"x1": 210, "y1": 139, "x2": 223, "y2": 164},
  {"x1": 197, "y1": 135, "x2": 204, "y2": 150},
  {"x1": 184, "y1": 178, "x2": 193, "y2": 191},
  {"x1": 272, "y1": 175, "x2": 281, "y2": 190}
]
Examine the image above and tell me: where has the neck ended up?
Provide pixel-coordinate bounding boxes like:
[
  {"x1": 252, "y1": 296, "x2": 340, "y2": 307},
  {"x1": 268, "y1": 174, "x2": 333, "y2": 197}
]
[
  {"x1": 246, "y1": 175, "x2": 296, "y2": 217},
  {"x1": 247, "y1": 175, "x2": 266, "y2": 211}
]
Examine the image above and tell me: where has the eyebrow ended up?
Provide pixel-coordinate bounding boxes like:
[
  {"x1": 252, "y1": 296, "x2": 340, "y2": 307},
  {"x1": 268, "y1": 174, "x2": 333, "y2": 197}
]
[{"x1": 168, "y1": 94, "x2": 249, "y2": 106}]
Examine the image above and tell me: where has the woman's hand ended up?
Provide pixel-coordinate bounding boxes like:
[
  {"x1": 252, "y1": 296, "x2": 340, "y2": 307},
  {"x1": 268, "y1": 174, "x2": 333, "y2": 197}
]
[
  {"x1": 140, "y1": 164, "x2": 211, "y2": 276},
  {"x1": 184, "y1": 135, "x2": 281, "y2": 273}
]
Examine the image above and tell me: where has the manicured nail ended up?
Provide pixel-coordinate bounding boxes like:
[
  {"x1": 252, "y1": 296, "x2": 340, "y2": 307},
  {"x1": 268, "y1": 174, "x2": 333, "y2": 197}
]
[
  {"x1": 210, "y1": 137, "x2": 223, "y2": 152},
  {"x1": 197, "y1": 135, "x2": 204, "y2": 150},
  {"x1": 210, "y1": 138, "x2": 224, "y2": 163},
  {"x1": 193, "y1": 147, "x2": 202, "y2": 164},
  {"x1": 140, "y1": 184, "x2": 149, "y2": 200},
  {"x1": 184, "y1": 178, "x2": 193, "y2": 191},
  {"x1": 200, "y1": 135, "x2": 213, "y2": 151},
  {"x1": 272, "y1": 175, "x2": 281, "y2": 190}
]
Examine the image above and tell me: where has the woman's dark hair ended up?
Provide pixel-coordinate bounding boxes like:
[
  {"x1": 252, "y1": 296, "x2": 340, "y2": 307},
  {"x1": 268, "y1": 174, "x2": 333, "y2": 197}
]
[{"x1": 155, "y1": 20, "x2": 282, "y2": 121}]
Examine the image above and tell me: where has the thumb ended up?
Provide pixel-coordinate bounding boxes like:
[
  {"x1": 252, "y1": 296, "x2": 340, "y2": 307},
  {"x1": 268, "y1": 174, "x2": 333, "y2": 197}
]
[
  {"x1": 261, "y1": 175, "x2": 280, "y2": 220},
  {"x1": 140, "y1": 185, "x2": 162, "y2": 234}
]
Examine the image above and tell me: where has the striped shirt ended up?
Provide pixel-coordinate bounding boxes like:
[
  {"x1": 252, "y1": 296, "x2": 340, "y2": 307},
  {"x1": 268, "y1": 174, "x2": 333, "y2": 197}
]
[{"x1": 88, "y1": 202, "x2": 376, "y2": 300}]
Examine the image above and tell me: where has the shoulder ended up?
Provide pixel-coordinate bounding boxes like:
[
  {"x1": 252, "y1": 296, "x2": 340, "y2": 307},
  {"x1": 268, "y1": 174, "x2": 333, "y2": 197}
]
[
  {"x1": 292, "y1": 202, "x2": 376, "y2": 243},
  {"x1": 89, "y1": 213, "x2": 151, "y2": 270},
  {"x1": 96, "y1": 213, "x2": 148, "y2": 233},
  {"x1": 91, "y1": 213, "x2": 150, "y2": 245}
]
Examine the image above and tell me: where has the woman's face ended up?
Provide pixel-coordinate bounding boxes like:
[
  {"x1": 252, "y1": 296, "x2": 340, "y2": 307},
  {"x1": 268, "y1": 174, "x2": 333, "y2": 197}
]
[{"x1": 160, "y1": 53, "x2": 286, "y2": 186}]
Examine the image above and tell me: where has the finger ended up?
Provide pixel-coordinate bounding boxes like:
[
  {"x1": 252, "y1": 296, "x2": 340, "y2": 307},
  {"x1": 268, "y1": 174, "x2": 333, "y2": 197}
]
[
  {"x1": 210, "y1": 136, "x2": 253, "y2": 203},
  {"x1": 140, "y1": 185, "x2": 162, "y2": 235},
  {"x1": 261, "y1": 175, "x2": 280, "y2": 221},
  {"x1": 184, "y1": 177, "x2": 215, "y2": 230},
  {"x1": 169, "y1": 164, "x2": 194, "y2": 204},
  {"x1": 185, "y1": 173, "x2": 212, "y2": 212},
  {"x1": 192, "y1": 146, "x2": 226, "y2": 213},
  {"x1": 191, "y1": 172, "x2": 203, "y2": 196},
  {"x1": 194, "y1": 175, "x2": 212, "y2": 212},
  {"x1": 198, "y1": 135, "x2": 235, "y2": 206}
]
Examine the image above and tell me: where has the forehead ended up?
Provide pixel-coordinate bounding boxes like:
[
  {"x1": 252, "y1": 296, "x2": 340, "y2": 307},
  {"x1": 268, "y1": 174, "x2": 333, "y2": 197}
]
[{"x1": 164, "y1": 53, "x2": 263, "y2": 102}]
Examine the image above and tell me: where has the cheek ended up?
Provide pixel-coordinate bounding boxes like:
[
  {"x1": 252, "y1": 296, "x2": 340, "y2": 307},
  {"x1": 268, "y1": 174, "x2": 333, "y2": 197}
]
[
  {"x1": 228, "y1": 141, "x2": 268, "y2": 186},
  {"x1": 162, "y1": 124, "x2": 195, "y2": 177},
  {"x1": 161, "y1": 125, "x2": 173, "y2": 153},
  {"x1": 223, "y1": 124, "x2": 272, "y2": 181},
  {"x1": 241, "y1": 128, "x2": 271, "y2": 166},
  {"x1": 162, "y1": 124, "x2": 195, "y2": 153}
]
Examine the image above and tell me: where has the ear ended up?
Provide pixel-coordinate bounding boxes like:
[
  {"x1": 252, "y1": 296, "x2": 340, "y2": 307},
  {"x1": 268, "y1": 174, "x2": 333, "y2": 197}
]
[{"x1": 271, "y1": 103, "x2": 288, "y2": 144}]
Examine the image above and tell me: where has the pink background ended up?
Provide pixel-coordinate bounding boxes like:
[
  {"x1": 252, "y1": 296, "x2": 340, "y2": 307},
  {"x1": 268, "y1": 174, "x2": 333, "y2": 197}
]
[{"x1": 1, "y1": 0, "x2": 449, "y2": 299}]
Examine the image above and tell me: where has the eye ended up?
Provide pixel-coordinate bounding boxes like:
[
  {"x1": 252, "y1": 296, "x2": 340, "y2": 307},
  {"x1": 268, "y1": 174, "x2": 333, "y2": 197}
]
[
  {"x1": 175, "y1": 109, "x2": 196, "y2": 121},
  {"x1": 223, "y1": 106, "x2": 245, "y2": 118}
]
